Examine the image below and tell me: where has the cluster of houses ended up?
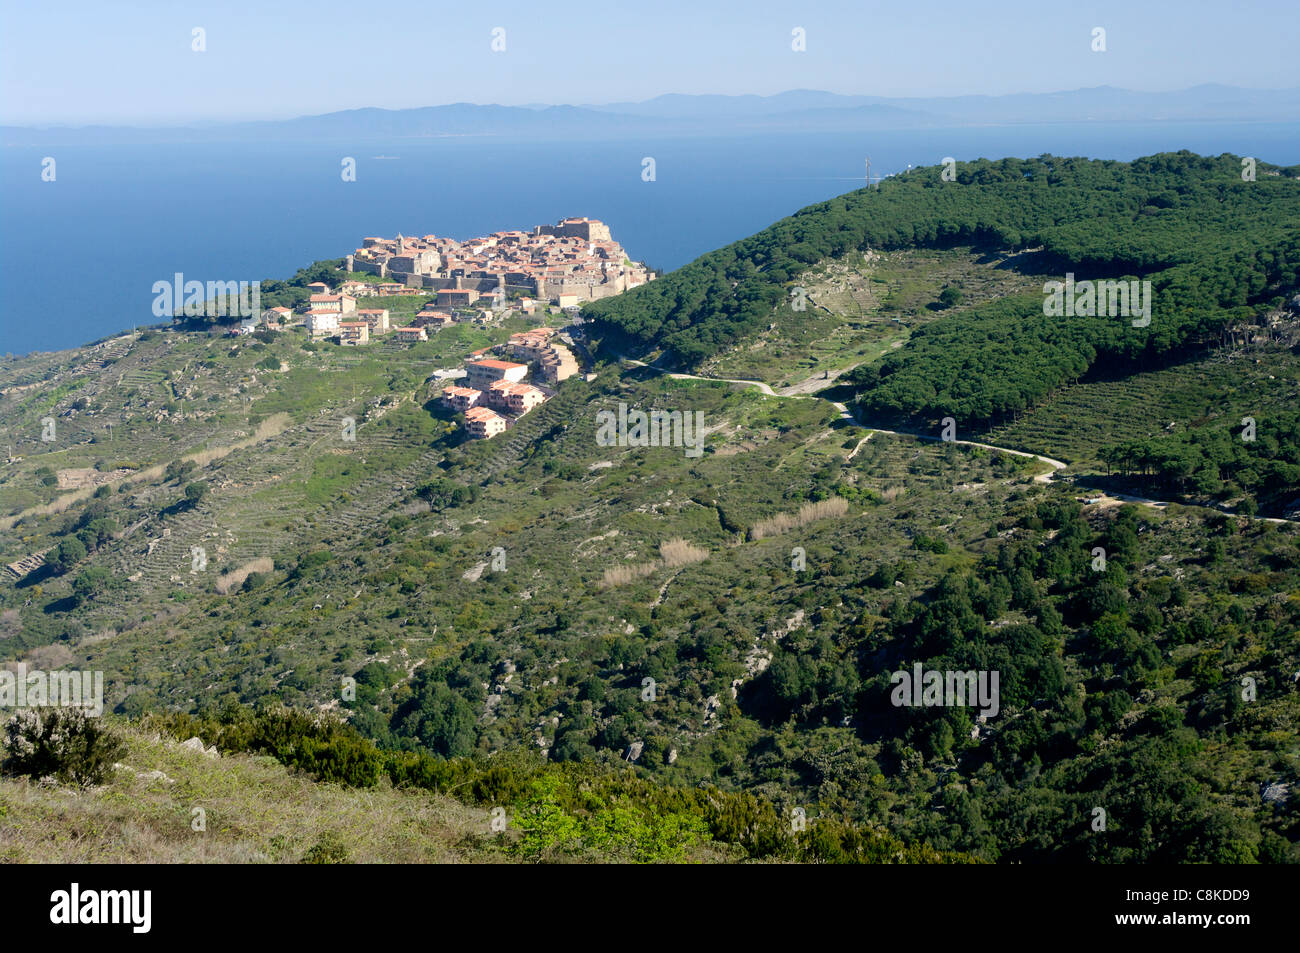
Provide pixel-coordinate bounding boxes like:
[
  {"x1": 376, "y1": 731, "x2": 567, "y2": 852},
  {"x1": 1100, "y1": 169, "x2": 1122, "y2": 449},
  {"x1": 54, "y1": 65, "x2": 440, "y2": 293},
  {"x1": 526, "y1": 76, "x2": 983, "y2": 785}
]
[
  {"x1": 246, "y1": 285, "x2": 584, "y2": 441},
  {"x1": 237, "y1": 217, "x2": 646, "y2": 344},
  {"x1": 224, "y1": 217, "x2": 649, "y2": 345},
  {"x1": 346, "y1": 218, "x2": 653, "y2": 305},
  {"x1": 227, "y1": 224, "x2": 611, "y2": 441},
  {"x1": 292, "y1": 284, "x2": 395, "y2": 345},
  {"x1": 248, "y1": 278, "x2": 565, "y2": 347},
  {"x1": 439, "y1": 328, "x2": 581, "y2": 440}
]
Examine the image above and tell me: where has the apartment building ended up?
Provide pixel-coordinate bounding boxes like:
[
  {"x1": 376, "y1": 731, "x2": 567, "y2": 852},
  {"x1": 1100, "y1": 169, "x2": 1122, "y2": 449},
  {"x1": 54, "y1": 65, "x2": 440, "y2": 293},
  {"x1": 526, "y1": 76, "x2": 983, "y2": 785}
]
[
  {"x1": 507, "y1": 328, "x2": 579, "y2": 383},
  {"x1": 441, "y1": 385, "x2": 482, "y2": 412},
  {"x1": 465, "y1": 358, "x2": 528, "y2": 391},
  {"x1": 465, "y1": 406, "x2": 507, "y2": 439},
  {"x1": 304, "y1": 311, "x2": 340, "y2": 336},
  {"x1": 339, "y1": 321, "x2": 370, "y2": 346},
  {"x1": 355, "y1": 309, "x2": 390, "y2": 334},
  {"x1": 415, "y1": 307, "x2": 455, "y2": 329},
  {"x1": 486, "y1": 380, "x2": 546, "y2": 416},
  {"x1": 308, "y1": 294, "x2": 357, "y2": 314},
  {"x1": 538, "y1": 343, "x2": 580, "y2": 383}
]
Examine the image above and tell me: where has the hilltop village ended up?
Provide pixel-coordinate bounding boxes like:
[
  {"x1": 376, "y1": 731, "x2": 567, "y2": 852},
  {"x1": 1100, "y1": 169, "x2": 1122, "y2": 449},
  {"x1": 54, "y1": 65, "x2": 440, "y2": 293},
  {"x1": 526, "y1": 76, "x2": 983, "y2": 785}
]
[
  {"x1": 244, "y1": 218, "x2": 641, "y2": 442},
  {"x1": 349, "y1": 216, "x2": 651, "y2": 303}
]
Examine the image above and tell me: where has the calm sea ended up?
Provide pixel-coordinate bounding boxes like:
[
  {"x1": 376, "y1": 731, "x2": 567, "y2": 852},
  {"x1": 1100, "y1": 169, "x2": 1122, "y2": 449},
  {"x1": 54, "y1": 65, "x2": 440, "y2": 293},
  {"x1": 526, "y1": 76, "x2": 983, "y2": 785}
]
[{"x1": 2, "y1": 121, "x2": 1298, "y2": 355}]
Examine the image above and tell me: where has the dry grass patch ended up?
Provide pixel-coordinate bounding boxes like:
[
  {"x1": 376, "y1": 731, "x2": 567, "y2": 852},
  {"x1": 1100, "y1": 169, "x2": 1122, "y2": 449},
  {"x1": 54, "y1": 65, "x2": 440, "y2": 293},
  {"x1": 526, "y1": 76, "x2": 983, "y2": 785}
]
[
  {"x1": 601, "y1": 537, "x2": 709, "y2": 588},
  {"x1": 215, "y1": 558, "x2": 274, "y2": 595},
  {"x1": 658, "y1": 537, "x2": 709, "y2": 568},
  {"x1": 749, "y1": 497, "x2": 849, "y2": 540}
]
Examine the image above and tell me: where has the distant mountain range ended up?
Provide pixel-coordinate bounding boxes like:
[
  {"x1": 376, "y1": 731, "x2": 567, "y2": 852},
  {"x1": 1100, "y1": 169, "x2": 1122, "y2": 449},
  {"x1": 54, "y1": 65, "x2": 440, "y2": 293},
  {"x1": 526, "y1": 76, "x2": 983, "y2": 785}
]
[
  {"x1": 586, "y1": 85, "x2": 1300, "y2": 123},
  {"x1": 5, "y1": 85, "x2": 1298, "y2": 145}
]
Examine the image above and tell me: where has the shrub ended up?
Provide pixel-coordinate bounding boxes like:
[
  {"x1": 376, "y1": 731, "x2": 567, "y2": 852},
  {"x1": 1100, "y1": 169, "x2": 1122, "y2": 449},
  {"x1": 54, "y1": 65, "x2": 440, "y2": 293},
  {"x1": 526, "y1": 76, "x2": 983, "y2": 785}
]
[
  {"x1": 301, "y1": 832, "x2": 350, "y2": 864},
  {"x1": 2, "y1": 709, "x2": 124, "y2": 786},
  {"x1": 164, "y1": 459, "x2": 196, "y2": 483}
]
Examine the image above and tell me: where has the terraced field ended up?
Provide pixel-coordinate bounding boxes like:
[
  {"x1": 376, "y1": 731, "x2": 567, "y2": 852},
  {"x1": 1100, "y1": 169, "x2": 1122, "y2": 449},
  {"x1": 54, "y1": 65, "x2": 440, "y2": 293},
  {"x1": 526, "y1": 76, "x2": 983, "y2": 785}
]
[
  {"x1": 981, "y1": 346, "x2": 1300, "y2": 470},
  {"x1": 701, "y1": 246, "x2": 1055, "y2": 386}
]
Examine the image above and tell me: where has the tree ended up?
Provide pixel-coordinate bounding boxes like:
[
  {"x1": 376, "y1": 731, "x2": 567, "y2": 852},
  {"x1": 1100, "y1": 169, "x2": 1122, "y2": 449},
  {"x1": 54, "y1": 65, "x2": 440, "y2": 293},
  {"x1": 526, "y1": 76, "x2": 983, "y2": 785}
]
[
  {"x1": 937, "y1": 286, "x2": 963, "y2": 309},
  {"x1": 183, "y1": 481, "x2": 208, "y2": 506},
  {"x1": 48, "y1": 536, "x2": 87, "y2": 574},
  {"x1": 71, "y1": 566, "x2": 114, "y2": 604},
  {"x1": 393, "y1": 680, "x2": 477, "y2": 758}
]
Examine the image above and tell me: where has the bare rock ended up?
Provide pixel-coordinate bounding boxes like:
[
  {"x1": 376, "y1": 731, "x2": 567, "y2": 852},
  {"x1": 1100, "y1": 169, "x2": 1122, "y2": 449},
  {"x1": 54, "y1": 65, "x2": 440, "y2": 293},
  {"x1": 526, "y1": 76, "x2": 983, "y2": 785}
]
[
  {"x1": 180, "y1": 736, "x2": 219, "y2": 759},
  {"x1": 1262, "y1": 782, "x2": 1290, "y2": 804}
]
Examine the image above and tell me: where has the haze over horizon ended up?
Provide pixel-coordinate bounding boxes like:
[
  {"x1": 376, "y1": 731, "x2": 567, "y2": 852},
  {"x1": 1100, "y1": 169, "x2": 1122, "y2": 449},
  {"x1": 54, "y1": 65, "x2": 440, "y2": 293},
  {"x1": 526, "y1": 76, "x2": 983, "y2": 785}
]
[
  {"x1": 7, "y1": 84, "x2": 1300, "y2": 132},
  {"x1": 2, "y1": 0, "x2": 1297, "y2": 125}
]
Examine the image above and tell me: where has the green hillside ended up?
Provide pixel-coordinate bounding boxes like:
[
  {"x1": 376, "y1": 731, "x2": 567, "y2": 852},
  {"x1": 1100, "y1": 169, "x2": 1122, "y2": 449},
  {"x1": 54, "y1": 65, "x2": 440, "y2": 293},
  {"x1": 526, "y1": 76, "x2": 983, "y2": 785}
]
[
  {"x1": 585, "y1": 153, "x2": 1300, "y2": 405},
  {"x1": 3, "y1": 153, "x2": 1300, "y2": 864}
]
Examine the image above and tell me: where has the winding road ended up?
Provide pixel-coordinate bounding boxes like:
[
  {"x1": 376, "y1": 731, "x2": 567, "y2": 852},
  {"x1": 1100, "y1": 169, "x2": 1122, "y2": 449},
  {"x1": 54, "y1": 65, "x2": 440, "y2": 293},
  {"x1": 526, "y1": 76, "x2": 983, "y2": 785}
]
[{"x1": 620, "y1": 357, "x2": 1294, "y2": 524}]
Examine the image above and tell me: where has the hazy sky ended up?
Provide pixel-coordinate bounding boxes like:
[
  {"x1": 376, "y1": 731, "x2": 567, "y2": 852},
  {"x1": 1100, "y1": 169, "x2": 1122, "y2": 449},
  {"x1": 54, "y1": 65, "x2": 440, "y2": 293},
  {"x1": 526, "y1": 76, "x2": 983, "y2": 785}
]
[{"x1": 3, "y1": 0, "x2": 1298, "y2": 124}]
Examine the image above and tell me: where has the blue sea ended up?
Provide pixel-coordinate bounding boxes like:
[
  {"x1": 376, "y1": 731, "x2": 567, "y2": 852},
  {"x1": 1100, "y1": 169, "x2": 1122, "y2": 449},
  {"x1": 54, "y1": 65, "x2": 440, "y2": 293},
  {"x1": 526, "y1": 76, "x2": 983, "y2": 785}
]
[{"x1": 2, "y1": 121, "x2": 1298, "y2": 355}]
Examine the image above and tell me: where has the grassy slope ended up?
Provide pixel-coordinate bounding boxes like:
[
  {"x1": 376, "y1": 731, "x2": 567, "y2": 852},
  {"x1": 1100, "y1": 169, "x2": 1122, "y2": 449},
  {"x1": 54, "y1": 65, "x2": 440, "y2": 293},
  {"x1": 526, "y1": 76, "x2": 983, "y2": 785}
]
[{"x1": 0, "y1": 723, "x2": 499, "y2": 863}]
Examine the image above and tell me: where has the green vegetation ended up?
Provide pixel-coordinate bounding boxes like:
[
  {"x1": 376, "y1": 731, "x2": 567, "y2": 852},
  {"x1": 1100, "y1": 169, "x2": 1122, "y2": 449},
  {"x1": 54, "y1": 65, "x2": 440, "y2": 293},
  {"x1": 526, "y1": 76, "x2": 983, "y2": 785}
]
[
  {"x1": 1101, "y1": 412, "x2": 1300, "y2": 513},
  {"x1": 136, "y1": 704, "x2": 970, "y2": 863},
  {"x1": 587, "y1": 154, "x2": 1300, "y2": 418},
  {"x1": 2, "y1": 151, "x2": 1298, "y2": 865},
  {"x1": 2, "y1": 709, "x2": 124, "y2": 787}
]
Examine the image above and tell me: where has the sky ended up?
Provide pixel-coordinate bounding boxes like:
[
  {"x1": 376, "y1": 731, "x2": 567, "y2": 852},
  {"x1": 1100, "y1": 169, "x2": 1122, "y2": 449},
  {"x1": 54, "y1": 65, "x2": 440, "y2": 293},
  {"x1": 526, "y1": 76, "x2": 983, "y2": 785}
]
[{"x1": 2, "y1": 0, "x2": 1298, "y2": 125}]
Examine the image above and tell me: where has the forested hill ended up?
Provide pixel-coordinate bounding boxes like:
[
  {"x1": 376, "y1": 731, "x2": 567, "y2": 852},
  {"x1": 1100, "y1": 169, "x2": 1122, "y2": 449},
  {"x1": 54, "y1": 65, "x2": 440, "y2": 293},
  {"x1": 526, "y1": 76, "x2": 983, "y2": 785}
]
[{"x1": 584, "y1": 153, "x2": 1300, "y2": 418}]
